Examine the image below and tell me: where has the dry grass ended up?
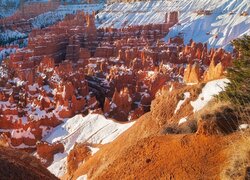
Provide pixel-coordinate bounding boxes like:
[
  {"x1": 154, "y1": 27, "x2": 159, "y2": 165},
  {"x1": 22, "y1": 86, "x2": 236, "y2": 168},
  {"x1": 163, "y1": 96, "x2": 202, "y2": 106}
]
[
  {"x1": 221, "y1": 130, "x2": 250, "y2": 180},
  {"x1": 192, "y1": 100, "x2": 239, "y2": 135},
  {"x1": 195, "y1": 93, "x2": 250, "y2": 179},
  {"x1": 193, "y1": 97, "x2": 250, "y2": 133},
  {"x1": 215, "y1": 95, "x2": 250, "y2": 179},
  {"x1": 194, "y1": 99, "x2": 232, "y2": 120}
]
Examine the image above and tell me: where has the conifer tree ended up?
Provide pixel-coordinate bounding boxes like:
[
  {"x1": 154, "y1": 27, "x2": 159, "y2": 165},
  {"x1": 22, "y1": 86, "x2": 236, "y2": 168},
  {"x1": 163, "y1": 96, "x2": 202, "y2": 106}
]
[{"x1": 217, "y1": 35, "x2": 250, "y2": 105}]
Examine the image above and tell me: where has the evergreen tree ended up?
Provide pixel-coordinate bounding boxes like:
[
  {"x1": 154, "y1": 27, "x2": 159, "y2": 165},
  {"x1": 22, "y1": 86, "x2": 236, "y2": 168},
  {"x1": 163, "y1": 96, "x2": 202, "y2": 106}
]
[{"x1": 217, "y1": 35, "x2": 250, "y2": 105}]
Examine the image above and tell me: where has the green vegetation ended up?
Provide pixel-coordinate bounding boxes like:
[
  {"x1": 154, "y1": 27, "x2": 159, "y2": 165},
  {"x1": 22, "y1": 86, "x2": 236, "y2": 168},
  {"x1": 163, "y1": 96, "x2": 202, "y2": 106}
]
[{"x1": 217, "y1": 35, "x2": 250, "y2": 106}]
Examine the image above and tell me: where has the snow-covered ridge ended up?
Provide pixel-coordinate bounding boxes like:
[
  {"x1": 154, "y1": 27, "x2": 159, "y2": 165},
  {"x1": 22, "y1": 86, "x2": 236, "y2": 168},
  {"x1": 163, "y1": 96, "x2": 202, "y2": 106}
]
[
  {"x1": 97, "y1": 0, "x2": 250, "y2": 48},
  {"x1": 166, "y1": 0, "x2": 250, "y2": 49},
  {"x1": 45, "y1": 113, "x2": 135, "y2": 177},
  {"x1": 32, "y1": 4, "x2": 104, "y2": 28}
]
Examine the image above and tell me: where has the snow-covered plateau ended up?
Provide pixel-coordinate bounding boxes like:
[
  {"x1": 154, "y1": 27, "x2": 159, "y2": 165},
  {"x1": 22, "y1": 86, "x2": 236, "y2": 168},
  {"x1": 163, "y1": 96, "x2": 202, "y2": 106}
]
[{"x1": 97, "y1": 0, "x2": 250, "y2": 48}]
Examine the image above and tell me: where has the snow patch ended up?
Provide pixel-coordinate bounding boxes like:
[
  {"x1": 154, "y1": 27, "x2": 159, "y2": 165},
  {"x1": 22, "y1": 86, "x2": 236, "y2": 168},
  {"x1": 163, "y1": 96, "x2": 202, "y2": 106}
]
[
  {"x1": 77, "y1": 174, "x2": 88, "y2": 180},
  {"x1": 89, "y1": 146, "x2": 100, "y2": 156},
  {"x1": 178, "y1": 117, "x2": 188, "y2": 125},
  {"x1": 32, "y1": 4, "x2": 104, "y2": 28},
  {"x1": 98, "y1": 0, "x2": 250, "y2": 48},
  {"x1": 46, "y1": 113, "x2": 134, "y2": 177},
  {"x1": 239, "y1": 124, "x2": 250, "y2": 130},
  {"x1": 191, "y1": 79, "x2": 229, "y2": 112}
]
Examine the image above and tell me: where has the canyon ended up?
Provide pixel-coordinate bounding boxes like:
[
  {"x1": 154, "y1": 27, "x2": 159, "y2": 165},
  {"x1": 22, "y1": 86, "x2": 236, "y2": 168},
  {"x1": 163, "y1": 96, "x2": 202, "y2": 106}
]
[
  {"x1": 0, "y1": 0, "x2": 249, "y2": 179},
  {"x1": 0, "y1": 8, "x2": 233, "y2": 149}
]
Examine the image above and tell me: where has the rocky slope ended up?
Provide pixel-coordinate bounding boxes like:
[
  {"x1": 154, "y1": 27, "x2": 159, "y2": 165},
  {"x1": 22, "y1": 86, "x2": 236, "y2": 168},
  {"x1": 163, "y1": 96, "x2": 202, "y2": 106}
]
[
  {"x1": 68, "y1": 80, "x2": 249, "y2": 179},
  {"x1": 0, "y1": 146, "x2": 58, "y2": 180}
]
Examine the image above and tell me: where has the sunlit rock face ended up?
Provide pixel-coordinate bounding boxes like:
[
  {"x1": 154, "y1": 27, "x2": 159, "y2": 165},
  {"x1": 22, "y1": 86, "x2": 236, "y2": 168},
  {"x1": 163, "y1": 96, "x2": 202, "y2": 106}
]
[{"x1": 182, "y1": 44, "x2": 232, "y2": 83}]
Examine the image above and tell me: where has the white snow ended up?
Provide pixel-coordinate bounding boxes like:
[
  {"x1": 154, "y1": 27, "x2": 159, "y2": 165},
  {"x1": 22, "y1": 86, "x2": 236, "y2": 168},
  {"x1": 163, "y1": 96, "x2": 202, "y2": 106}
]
[
  {"x1": 239, "y1": 124, "x2": 250, "y2": 130},
  {"x1": 0, "y1": 0, "x2": 19, "y2": 18},
  {"x1": 178, "y1": 116, "x2": 188, "y2": 125},
  {"x1": 77, "y1": 174, "x2": 88, "y2": 180},
  {"x1": 26, "y1": 103, "x2": 53, "y2": 121},
  {"x1": 97, "y1": 1, "x2": 167, "y2": 28},
  {"x1": 28, "y1": 83, "x2": 39, "y2": 92},
  {"x1": 11, "y1": 128, "x2": 35, "y2": 139},
  {"x1": 191, "y1": 78, "x2": 230, "y2": 112},
  {"x1": 110, "y1": 102, "x2": 117, "y2": 109},
  {"x1": 174, "y1": 92, "x2": 190, "y2": 114},
  {"x1": 47, "y1": 153, "x2": 67, "y2": 178},
  {"x1": 32, "y1": 4, "x2": 104, "y2": 28},
  {"x1": 0, "y1": 66, "x2": 8, "y2": 78},
  {"x1": 98, "y1": 0, "x2": 250, "y2": 49},
  {"x1": 46, "y1": 113, "x2": 135, "y2": 177},
  {"x1": 165, "y1": 0, "x2": 250, "y2": 49},
  {"x1": 0, "y1": 100, "x2": 16, "y2": 113},
  {"x1": 40, "y1": 125, "x2": 53, "y2": 138},
  {"x1": 0, "y1": 30, "x2": 26, "y2": 42},
  {"x1": 0, "y1": 46, "x2": 18, "y2": 61},
  {"x1": 11, "y1": 143, "x2": 36, "y2": 149},
  {"x1": 89, "y1": 146, "x2": 100, "y2": 155},
  {"x1": 10, "y1": 77, "x2": 25, "y2": 87}
]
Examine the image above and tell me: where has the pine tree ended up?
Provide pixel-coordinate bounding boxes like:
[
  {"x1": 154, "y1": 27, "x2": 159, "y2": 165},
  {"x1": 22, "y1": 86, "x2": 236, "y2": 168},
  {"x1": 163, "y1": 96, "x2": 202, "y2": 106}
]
[{"x1": 217, "y1": 35, "x2": 250, "y2": 105}]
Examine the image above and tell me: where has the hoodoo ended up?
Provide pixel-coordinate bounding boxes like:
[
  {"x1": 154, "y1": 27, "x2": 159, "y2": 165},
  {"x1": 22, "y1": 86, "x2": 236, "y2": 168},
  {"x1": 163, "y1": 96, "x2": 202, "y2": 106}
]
[{"x1": 0, "y1": 0, "x2": 249, "y2": 179}]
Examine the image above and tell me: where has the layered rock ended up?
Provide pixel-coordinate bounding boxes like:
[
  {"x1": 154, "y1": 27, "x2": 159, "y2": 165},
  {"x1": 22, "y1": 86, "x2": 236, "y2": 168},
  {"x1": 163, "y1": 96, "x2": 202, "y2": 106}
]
[
  {"x1": 0, "y1": 1, "x2": 60, "y2": 33},
  {"x1": 67, "y1": 143, "x2": 91, "y2": 176},
  {"x1": 183, "y1": 63, "x2": 201, "y2": 83},
  {"x1": 182, "y1": 45, "x2": 232, "y2": 83},
  {"x1": 36, "y1": 141, "x2": 64, "y2": 166}
]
